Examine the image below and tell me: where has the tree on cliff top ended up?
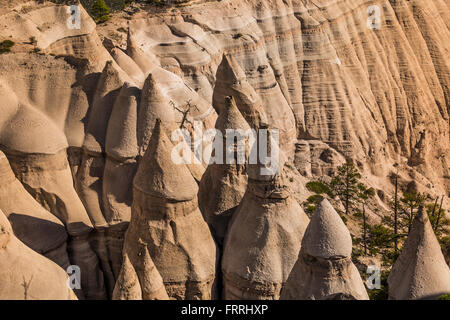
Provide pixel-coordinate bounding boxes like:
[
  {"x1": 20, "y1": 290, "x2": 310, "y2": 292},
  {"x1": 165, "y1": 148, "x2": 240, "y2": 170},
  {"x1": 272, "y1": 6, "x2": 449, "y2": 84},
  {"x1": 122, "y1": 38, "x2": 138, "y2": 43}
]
[{"x1": 91, "y1": 0, "x2": 110, "y2": 23}]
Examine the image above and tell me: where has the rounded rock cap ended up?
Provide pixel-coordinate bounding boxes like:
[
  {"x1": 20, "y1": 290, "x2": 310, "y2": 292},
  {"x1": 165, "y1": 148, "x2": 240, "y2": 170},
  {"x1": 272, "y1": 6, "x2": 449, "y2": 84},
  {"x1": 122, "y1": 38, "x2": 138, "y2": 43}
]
[{"x1": 302, "y1": 199, "x2": 352, "y2": 259}]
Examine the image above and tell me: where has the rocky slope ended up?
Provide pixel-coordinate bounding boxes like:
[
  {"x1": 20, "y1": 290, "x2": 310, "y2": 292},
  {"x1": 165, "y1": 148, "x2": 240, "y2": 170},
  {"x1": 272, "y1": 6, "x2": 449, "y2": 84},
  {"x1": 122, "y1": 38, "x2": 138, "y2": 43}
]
[{"x1": 0, "y1": 0, "x2": 448, "y2": 299}]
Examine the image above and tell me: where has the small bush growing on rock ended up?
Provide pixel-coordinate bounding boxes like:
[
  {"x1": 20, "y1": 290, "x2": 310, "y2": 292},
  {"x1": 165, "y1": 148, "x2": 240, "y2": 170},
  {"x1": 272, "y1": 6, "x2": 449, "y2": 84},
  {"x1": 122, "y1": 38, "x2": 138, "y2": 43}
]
[
  {"x1": 438, "y1": 293, "x2": 450, "y2": 300},
  {"x1": 0, "y1": 40, "x2": 14, "y2": 54},
  {"x1": 91, "y1": 0, "x2": 110, "y2": 24},
  {"x1": 306, "y1": 181, "x2": 332, "y2": 196}
]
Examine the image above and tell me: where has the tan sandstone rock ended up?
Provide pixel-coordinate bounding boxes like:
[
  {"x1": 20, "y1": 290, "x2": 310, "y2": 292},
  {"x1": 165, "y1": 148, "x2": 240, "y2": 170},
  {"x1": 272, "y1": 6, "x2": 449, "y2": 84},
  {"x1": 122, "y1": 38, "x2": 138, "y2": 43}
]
[
  {"x1": 222, "y1": 126, "x2": 309, "y2": 300},
  {"x1": 198, "y1": 96, "x2": 250, "y2": 245},
  {"x1": 281, "y1": 199, "x2": 369, "y2": 300},
  {"x1": 0, "y1": 209, "x2": 77, "y2": 300},
  {"x1": 213, "y1": 54, "x2": 267, "y2": 128},
  {"x1": 388, "y1": 206, "x2": 450, "y2": 300},
  {"x1": 123, "y1": 120, "x2": 217, "y2": 300},
  {"x1": 0, "y1": 151, "x2": 70, "y2": 270}
]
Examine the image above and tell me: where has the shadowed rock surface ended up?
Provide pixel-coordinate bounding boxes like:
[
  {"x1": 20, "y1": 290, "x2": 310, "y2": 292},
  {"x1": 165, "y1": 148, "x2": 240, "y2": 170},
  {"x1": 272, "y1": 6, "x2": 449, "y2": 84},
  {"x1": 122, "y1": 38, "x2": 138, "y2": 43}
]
[
  {"x1": 0, "y1": 150, "x2": 70, "y2": 269},
  {"x1": 0, "y1": 209, "x2": 77, "y2": 300}
]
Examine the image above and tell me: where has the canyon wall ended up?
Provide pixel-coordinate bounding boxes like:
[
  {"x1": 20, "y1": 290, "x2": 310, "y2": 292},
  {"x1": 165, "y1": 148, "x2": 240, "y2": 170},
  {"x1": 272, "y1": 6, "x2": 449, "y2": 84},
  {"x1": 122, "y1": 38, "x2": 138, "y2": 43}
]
[{"x1": 0, "y1": 0, "x2": 448, "y2": 299}]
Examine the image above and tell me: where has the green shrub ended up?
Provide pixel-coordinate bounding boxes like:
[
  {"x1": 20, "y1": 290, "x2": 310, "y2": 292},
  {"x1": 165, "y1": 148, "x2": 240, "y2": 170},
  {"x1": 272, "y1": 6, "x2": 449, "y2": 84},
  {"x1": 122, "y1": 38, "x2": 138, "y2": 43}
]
[
  {"x1": 438, "y1": 294, "x2": 450, "y2": 300},
  {"x1": 0, "y1": 40, "x2": 14, "y2": 54},
  {"x1": 303, "y1": 194, "x2": 324, "y2": 216},
  {"x1": 91, "y1": 0, "x2": 110, "y2": 24},
  {"x1": 306, "y1": 181, "x2": 332, "y2": 196}
]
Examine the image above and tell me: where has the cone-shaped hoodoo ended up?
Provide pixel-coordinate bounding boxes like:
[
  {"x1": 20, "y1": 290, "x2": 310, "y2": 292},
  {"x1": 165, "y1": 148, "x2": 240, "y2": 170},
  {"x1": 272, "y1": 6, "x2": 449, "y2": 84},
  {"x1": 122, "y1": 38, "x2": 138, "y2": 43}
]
[{"x1": 281, "y1": 199, "x2": 369, "y2": 300}]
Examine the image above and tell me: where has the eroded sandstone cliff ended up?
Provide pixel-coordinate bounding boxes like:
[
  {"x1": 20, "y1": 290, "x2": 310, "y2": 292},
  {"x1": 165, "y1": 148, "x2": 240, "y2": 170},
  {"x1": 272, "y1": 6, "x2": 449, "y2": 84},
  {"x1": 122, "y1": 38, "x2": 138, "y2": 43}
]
[{"x1": 0, "y1": 0, "x2": 448, "y2": 300}]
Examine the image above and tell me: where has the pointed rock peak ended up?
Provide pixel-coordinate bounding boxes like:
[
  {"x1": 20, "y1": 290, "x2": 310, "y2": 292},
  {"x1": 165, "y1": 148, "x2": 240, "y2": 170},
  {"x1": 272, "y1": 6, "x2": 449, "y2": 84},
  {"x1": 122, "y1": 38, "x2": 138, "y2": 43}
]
[
  {"x1": 121, "y1": 253, "x2": 136, "y2": 275},
  {"x1": 302, "y1": 199, "x2": 352, "y2": 259},
  {"x1": 104, "y1": 60, "x2": 114, "y2": 73},
  {"x1": 216, "y1": 96, "x2": 250, "y2": 132},
  {"x1": 97, "y1": 60, "x2": 123, "y2": 93},
  {"x1": 400, "y1": 205, "x2": 446, "y2": 263},
  {"x1": 140, "y1": 246, "x2": 162, "y2": 281},
  {"x1": 139, "y1": 245, "x2": 169, "y2": 300},
  {"x1": 413, "y1": 205, "x2": 429, "y2": 228},
  {"x1": 141, "y1": 73, "x2": 171, "y2": 106},
  {"x1": 388, "y1": 205, "x2": 450, "y2": 300},
  {"x1": 134, "y1": 120, "x2": 198, "y2": 201},
  {"x1": 112, "y1": 253, "x2": 142, "y2": 300},
  {"x1": 139, "y1": 74, "x2": 175, "y2": 129},
  {"x1": 126, "y1": 28, "x2": 156, "y2": 74},
  {"x1": 105, "y1": 81, "x2": 140, "y2": 159},
  {"x1": 126, "y1": 27, "x2": 135, "y2": 53},
  {"x1": 216, "y1": 54, "x2": 245, "y2": 83},
  {"x1": 142, "y1": 74, "x2": 163, "y2": 98}
]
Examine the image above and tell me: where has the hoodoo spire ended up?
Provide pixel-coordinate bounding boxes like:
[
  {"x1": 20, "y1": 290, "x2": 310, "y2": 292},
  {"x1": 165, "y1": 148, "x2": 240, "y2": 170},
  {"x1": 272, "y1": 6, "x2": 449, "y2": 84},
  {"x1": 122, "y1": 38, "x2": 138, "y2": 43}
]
[
  {"x1": 118, "y1": 121, "x2": 217, "y2": 300},
  {"x1": 281, "y1": 199, "x2": 369, "y2": 300},
  {"x1": 388, "y1": 206, "x2": 450, "y2": 300}
]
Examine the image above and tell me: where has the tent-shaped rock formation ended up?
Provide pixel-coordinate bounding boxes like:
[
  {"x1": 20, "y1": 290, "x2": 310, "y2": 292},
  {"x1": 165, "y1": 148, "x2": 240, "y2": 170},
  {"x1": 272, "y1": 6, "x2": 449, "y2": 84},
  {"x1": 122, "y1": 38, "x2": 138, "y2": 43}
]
[
  {"x1": 199, "y1": 96, "x2": 251, "y2": 245},
  {"x1": 281, "y1": 199, "x2": 369, "y2": 300},
  {"x1": 121, "y1": 120, "x2": 217, "y2": 300},
  {"x1": 222, "y1": 126, "x2": 309, "y2": 299},
  {"x1": 387, "y1": 206, "x2": 450, "y2": 300},
  {"x1": 213, "y1": 54, "x2": 267, "y2": 128}
]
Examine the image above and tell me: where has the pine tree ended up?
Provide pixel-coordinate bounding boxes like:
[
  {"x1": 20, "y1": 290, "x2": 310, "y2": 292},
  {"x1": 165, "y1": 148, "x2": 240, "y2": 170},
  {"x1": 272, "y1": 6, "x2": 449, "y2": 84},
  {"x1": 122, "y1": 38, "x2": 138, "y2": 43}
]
[
  {"x1": 91, "y1": 0, "x2": 110, "y2": 24},
  {"x1": 399, "y1": 190, "x2": 426, "y2": 233},
  {"x1": 329, "y1": 162, "x2": 362, "y2": 215},
  {"x1": 357, "y1": 183, "x2": 375, "y2": 255}
]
